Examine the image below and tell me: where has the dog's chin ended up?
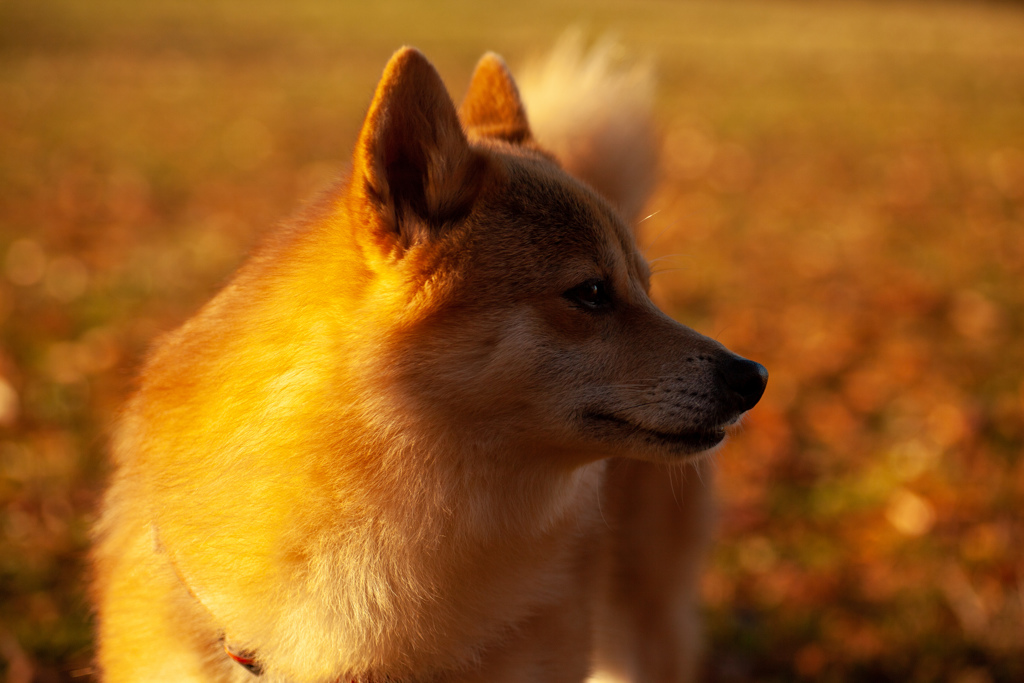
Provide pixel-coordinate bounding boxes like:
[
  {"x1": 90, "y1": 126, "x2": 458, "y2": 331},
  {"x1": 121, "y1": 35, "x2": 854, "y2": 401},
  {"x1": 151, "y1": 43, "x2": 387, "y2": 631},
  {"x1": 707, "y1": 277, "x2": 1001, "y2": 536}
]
[{"x1": 582, "y1": 412, "x2": 728, "y2": 457}]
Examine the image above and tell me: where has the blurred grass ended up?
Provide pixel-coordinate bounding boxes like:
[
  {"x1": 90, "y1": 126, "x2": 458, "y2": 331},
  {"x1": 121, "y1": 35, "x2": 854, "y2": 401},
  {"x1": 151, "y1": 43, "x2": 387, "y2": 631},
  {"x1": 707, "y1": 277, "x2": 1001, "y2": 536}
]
[{"x1": 1, "y1": 0, "x2": 1023, "y2": 681}]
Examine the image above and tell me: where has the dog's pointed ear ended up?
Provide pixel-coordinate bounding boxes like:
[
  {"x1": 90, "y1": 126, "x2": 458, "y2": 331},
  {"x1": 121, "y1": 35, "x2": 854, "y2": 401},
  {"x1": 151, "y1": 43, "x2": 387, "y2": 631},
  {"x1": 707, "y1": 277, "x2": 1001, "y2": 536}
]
[
  {"x1": 352, "y1": 47, "x2": 486, "y2": 249},
  {"x1": 459, "y1": 53, "x2": 532, "y2": 144}
]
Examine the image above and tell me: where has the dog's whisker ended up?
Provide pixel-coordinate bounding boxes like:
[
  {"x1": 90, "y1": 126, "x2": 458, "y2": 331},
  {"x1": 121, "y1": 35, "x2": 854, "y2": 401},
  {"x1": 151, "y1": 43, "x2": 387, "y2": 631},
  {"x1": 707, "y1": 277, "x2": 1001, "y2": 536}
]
[
  {"x1": 603, "y1": 400, "x2": 667, "y2": 413},
  {"x1": 638, "y1": 215, "x2": 681, "y2": 256},
  {"x1": 646, "y1": 253, "x2": 687, "y2": 266},
  {"x1": 650, "y1": 266, "x2": 693, "y2": 277},
  {"x1": 637, "y1": 209, "x2": 660, "y2": 225}
]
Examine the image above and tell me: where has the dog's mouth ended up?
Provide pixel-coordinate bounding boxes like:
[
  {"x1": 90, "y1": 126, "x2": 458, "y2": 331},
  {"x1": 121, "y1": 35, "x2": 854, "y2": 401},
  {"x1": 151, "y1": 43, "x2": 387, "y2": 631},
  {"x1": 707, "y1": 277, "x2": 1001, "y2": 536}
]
[{"x1": 582, "y1": 412, "x2": 727, "y2": 453}]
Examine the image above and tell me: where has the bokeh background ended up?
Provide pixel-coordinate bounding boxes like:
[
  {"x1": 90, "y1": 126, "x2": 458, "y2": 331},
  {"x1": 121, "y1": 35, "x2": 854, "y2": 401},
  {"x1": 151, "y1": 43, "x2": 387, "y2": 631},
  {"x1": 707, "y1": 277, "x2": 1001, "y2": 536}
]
[{"x1": 2, "y1": 0, "x2": 1023, "y2": 681}]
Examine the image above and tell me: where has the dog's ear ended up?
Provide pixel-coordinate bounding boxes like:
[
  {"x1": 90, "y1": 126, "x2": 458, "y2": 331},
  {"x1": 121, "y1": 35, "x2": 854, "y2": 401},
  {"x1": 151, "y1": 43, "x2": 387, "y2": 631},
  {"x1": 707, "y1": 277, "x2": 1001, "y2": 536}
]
[
  {"x1": 352, "y1": 47, "x2": 486, "y2": 248},
  {"x1": 459, "y1": 53, "x2": 532, "y2": 144}
]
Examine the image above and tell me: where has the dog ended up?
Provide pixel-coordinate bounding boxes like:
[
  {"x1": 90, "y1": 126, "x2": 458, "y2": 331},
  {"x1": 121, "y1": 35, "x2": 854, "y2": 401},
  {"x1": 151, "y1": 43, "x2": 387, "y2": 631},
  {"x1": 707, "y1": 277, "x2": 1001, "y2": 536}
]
[{"x1": 92, "y1": 42, "x2": 767, "y2": 683}]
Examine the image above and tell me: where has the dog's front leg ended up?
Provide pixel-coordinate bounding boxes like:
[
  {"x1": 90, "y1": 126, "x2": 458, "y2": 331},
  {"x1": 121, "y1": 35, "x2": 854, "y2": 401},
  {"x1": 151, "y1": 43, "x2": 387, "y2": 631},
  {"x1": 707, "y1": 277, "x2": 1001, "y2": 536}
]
[
  {"x1": 590, "y1": 459, "x2": 715, "y2": 683},
  {"x1": 438, "y1": 536, "x2": 599, "y2": 683}
]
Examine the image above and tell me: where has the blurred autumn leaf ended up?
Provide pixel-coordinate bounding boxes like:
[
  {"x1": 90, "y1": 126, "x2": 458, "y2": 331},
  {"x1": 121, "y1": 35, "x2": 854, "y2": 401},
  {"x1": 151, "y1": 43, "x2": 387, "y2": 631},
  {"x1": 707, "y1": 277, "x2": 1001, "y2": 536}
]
[{"x1": 1, "y1": 0, "x2": 1023, "y2": 681}]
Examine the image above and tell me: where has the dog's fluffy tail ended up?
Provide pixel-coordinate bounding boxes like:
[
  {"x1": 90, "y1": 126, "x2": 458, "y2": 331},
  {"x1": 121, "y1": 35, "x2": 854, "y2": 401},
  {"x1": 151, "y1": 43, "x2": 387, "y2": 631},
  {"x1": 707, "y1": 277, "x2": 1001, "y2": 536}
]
[{"x1": 518, "y1": 30, "x2": 658, "y2": 222}]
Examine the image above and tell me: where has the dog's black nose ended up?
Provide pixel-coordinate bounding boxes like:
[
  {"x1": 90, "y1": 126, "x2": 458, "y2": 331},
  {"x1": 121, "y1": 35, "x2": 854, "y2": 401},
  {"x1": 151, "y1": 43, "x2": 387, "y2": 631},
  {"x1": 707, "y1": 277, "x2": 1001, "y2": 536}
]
[{"x1": 718, "y1": 354, "x2": 768, "y2": 412}]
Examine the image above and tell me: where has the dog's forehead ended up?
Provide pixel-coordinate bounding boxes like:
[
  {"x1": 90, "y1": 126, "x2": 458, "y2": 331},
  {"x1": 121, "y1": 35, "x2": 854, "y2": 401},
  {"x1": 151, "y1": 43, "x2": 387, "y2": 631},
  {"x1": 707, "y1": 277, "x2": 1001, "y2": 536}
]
[{"x1": 473, "y1": 156, "x2": 643, "y2": 277}]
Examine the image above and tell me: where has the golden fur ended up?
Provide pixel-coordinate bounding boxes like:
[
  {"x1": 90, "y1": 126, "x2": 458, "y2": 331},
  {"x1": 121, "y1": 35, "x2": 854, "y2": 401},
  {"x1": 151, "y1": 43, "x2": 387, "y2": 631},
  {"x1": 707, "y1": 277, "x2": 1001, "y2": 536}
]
[{"x1": 92, "y1": 43, "x2": 766, "y2": 683}]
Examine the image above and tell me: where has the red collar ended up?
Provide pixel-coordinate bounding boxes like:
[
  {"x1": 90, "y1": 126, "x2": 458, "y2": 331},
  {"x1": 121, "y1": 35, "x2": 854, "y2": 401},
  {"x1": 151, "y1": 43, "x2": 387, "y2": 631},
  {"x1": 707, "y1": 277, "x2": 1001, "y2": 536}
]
[
  {"x1": 224, "y1": 641, "x2": 365, "y2": 683},
  {"x1": 224, "y1": 642, "x2": 263, "y2": 676}
]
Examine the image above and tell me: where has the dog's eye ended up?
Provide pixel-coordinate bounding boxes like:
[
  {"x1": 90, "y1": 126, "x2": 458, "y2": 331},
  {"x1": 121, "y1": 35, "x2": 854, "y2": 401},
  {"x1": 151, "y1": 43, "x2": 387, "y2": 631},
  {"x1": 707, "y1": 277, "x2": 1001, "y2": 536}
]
[{"x1": 565, "y1": 279, "x2": 611, "y2": 311}]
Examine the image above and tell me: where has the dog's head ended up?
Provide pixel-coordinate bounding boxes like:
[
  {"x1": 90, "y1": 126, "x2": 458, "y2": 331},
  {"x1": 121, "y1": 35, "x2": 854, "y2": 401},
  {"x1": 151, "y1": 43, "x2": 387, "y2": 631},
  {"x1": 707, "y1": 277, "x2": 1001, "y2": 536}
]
[{"x1": 342, "y1": 48, "x2": 766, "y2": 465}]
